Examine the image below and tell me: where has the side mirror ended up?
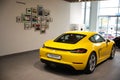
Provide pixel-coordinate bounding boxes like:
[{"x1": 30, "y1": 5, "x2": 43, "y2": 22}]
[{"x1": 106, "y1": 39, "x2": 110, "y2": 43}]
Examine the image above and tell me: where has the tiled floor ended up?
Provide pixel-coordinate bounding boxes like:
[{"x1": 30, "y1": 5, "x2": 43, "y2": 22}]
[{"x1": 0, "y1": 49, "x2": 120, "y2": 80}]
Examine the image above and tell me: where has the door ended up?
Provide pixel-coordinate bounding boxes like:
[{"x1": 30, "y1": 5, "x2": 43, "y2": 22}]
[
  {"x1": 90, "y1": 34, "x2": 108, "y2": 59},
  {"x1": 98, "y1": 16, "x2": 120, "y2": 39}
]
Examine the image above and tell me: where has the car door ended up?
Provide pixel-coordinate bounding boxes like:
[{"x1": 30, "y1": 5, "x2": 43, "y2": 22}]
[{"x1": 91, "y1": 34, "x2": 108, "y2": 60}]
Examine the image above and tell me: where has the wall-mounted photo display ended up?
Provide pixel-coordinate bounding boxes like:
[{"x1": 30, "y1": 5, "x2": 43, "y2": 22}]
[
  {"x1": 16, "y1": 16, "x2": 22, "y2": 23},
  {"x1": 17, "y1": 5, "x2": 53, "y2": 34},
  {"x1": 24, "y1": 23, "x2": 31, "y2": 30},
  {"x1": 31, "y1": 8, "x2": 37, "y2": 15},
  {"x1": 22, "y1": 14, "x2": 31, "y2": 22},
  {"x1": 26, "y1": 8, "x2": 32, "y2": 14}
]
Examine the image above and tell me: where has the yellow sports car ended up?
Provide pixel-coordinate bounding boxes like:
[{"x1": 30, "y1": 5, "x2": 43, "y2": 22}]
[{"x1": 40, "y1": 31, "x2": 116, "y2": 73}]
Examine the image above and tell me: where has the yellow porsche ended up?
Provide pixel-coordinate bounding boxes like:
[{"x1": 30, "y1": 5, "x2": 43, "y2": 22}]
[{"x1": 40, "y1": 31, "x2": 116, "y2": 73}]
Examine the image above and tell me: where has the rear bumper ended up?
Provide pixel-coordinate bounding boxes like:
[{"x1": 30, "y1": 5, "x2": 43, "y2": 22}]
[
  {"x1": 41, "y1": 59, "x2": 75, "y2": 70},
  {"x1": 40, "y1": 48, "x2": 90, "y2": 70},
  {"x1": 40, "y1": 57, "x2": 86, "y2": 70}
]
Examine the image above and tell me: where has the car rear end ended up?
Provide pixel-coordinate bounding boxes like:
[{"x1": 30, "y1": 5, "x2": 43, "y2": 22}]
[
  {"x1": 40, "y1": 45, "x2": 89, "y2": 70},
  {"x1": 40, "y1": 31, "x2": 95, "y2": 70}
]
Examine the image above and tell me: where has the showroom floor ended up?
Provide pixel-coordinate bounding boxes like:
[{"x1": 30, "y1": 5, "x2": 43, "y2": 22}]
[{"x1": 0, "y1": 49, "x2": 120, "y2": 80}]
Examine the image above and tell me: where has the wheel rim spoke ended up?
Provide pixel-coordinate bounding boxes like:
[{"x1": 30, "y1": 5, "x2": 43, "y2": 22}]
[
  {"x1": 112, "y1": 47, "x2": 115, "y2": 57},
  {"x1": 89, "y1": 55, "x2": 96, "y2": 71}
]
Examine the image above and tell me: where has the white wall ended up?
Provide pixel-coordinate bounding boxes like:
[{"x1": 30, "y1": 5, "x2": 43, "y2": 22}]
[
  {"x1": 0, "y1": 0, "x2": 70, "y2": 56},
  {"x1": 70, "y1": 3, "x2": 82, "y2": 24},
  {"x1": 70, "y1": 3, "x2": 84, "y2": 30}
]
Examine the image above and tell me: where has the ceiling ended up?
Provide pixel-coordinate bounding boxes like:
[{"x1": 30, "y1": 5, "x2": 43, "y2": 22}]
[{"x1": 64, "y1": 0, "x2": 102, "y2": 2}]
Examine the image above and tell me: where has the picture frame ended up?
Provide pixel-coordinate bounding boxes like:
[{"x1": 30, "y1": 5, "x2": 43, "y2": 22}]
[
  {"x1": 37, "y1": 5, "x2": 44, "y2": 16},
  {"x1": 24, "y1": 23, "x2": 31, "y2": 30},
  {"x1": 45, "y1": 22, "x2": 49, "y2": 29},
  {"x1": 44, "y1": 16, "x2": 53, "y2": 22},
  {"x1": 38, "y1": 16, "x2": 44, "y2": 22},
  {"x1": 34, "y1": 23, "x2": 41, "y2": 31},
  {"x1": 26, "y1": 8, "x2": 32, "y2": 14},
  {"x1": 32, "y1": 15, "x2": 38, "y2": 22},
  {"x1": 44, "y1": 9, "x2": 50, "y2": 16},
  {"x1": 49, "y1": 17, "x2": 53, "y2": 22},
  {"x1": 16, "y1": 16, "x2": 22, "y2": 23},
  {"x1": 31, "y1": 8, "x2": 37, "y2": 15},
  {"x1": 22, "y1": 14, "x2": 31, "y2": 22},
  {"x1": 40, "y1": 27, "x2": 46, "y2": 34}
]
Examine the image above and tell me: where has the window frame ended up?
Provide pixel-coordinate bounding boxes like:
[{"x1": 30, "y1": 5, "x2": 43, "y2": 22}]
[
  {"x1": 89, "y1": 34, "x2": 106, "y2": 43},
  {"x1": 54, "y1": 33, "x2": 86, "y2": 44}
]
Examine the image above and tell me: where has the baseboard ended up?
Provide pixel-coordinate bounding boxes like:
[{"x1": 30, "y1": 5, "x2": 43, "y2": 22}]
[{"x1": 0, "y1": 49, "x2": 39, "y2": 57}]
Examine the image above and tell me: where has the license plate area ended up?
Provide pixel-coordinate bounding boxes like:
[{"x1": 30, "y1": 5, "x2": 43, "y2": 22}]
[{"x1": 47, "y1": 53, "x2": 61, "y2": 60}]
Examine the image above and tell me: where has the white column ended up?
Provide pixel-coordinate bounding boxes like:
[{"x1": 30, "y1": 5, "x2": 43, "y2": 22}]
[{"x1": 89, "y1": 1, "x2": 99, "y2": 31}]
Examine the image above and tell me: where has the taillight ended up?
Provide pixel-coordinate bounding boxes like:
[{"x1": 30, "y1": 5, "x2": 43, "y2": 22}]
[{"x1": 70, "y1": 48, "x2": 87, "y2": 53}]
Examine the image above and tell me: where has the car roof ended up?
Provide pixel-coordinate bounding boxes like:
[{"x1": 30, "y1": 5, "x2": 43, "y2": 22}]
[{"x1": 65, "y1": 31, "x2": 97, "y2": 36}]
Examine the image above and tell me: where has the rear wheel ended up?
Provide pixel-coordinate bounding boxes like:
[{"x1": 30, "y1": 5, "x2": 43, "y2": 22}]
[
  {"x1": 85, "y1": 53, "x2": 96, "y2": 74},
  {"x1": 109, "y1": 46, "x2": 116, "y2": 59}
]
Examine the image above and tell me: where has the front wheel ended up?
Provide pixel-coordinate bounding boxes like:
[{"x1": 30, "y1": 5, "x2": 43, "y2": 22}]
[
  {"x1": 84, "y1": 53, "x2": 96, "y2": 74},
  {"x1": 109, "y1": 46, "x2": 116, "y2": 59}
]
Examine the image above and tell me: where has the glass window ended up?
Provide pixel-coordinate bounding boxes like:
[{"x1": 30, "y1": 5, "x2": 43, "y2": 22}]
[
  {"x1": 97, "y1": 0, "x2": 120, "y2": 39},
  {"x1": 99, "y1": 0, "x2": 119, "y2": 16},
  {"x1": 54, "y1": 33, "x2": 86, "y2": 44},
  {"x1": 99, "y1": 8, "x2": 118, "y2": 15},
  {"x1": 89, "y1": 34, "x2": 105, "y2": 43},
  {"x1": 82, "y1": 2, "x2": 91, "y2": 30},
  {"x1": 99, "y1": 0, "x2": 119, "y2": 8}
]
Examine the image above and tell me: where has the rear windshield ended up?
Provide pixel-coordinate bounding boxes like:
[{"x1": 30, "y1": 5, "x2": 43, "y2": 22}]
[{"x1": 54, "y1": 33, "x2": 86, "y2": 44}]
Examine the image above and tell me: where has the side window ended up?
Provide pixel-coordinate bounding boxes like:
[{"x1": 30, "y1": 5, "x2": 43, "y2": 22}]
[
  {"x1": 89, "y1": 36, "x2": 96, "y2": 43},
  {"x1": 90, "y1": 34, "x2": 105, "y2": 43}
]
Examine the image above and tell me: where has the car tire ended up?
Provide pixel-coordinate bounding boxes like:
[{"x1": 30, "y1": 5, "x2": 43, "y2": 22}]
[
  {"x1": 109, "y1": 45, "x2": 116, "y2": 59},
  {"x1": 84, "y1": 53, "x2": 96, "y2": 74}
]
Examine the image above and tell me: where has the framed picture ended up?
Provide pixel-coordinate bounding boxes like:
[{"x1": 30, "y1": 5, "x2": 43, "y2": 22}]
[
  {"x1": 49, "y1": 17, "x2": 53, "y2": 22},
  {"x1": 16, "y1": 16, "x2": 22, "y2": 23},
  {"x1": 32, "y1": 8, "x2": 37, "y2": 15},
  {"x1": 44, "y1": 9, "x2": 50, "y2": 16},
  {"x1": 34, "y1": 23, "x2": 41, "y2": 31},
  {"x1": 44, "y1": 16, "x2": 53, "y2": 22},
  {"x1": 22, "y1": 14, "x2": 31, "y2": 22},
  {"x1": 26, "y1": 8, "x2": 32, "y2": 14},
  {"x1": 38, "y1": 16, "x2": 44, "y2": 22},
  {"x1": 45, "y1": 22, "x2": 49, "y2": 29},
  {"x1": 24, "y1": 23, "x2": 31, "y2": 30},
  {"x1": 40, "y1": 27, "x2": 46, "y2": 34},
  {"x1": 37, "y1": 5, "x2": 44, "y2": 16},
  {"x1": 32, "y1": 15, "x2": 38, "y2": 22}
]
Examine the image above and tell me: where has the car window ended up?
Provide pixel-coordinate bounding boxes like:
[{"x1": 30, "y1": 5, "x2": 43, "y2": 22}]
[
  {"x1": 90, "y1": 34, "x2": 105, "y2": 43},
  {"x1": 54, "y1": 33, "x2": 86, "y2": 44}
]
